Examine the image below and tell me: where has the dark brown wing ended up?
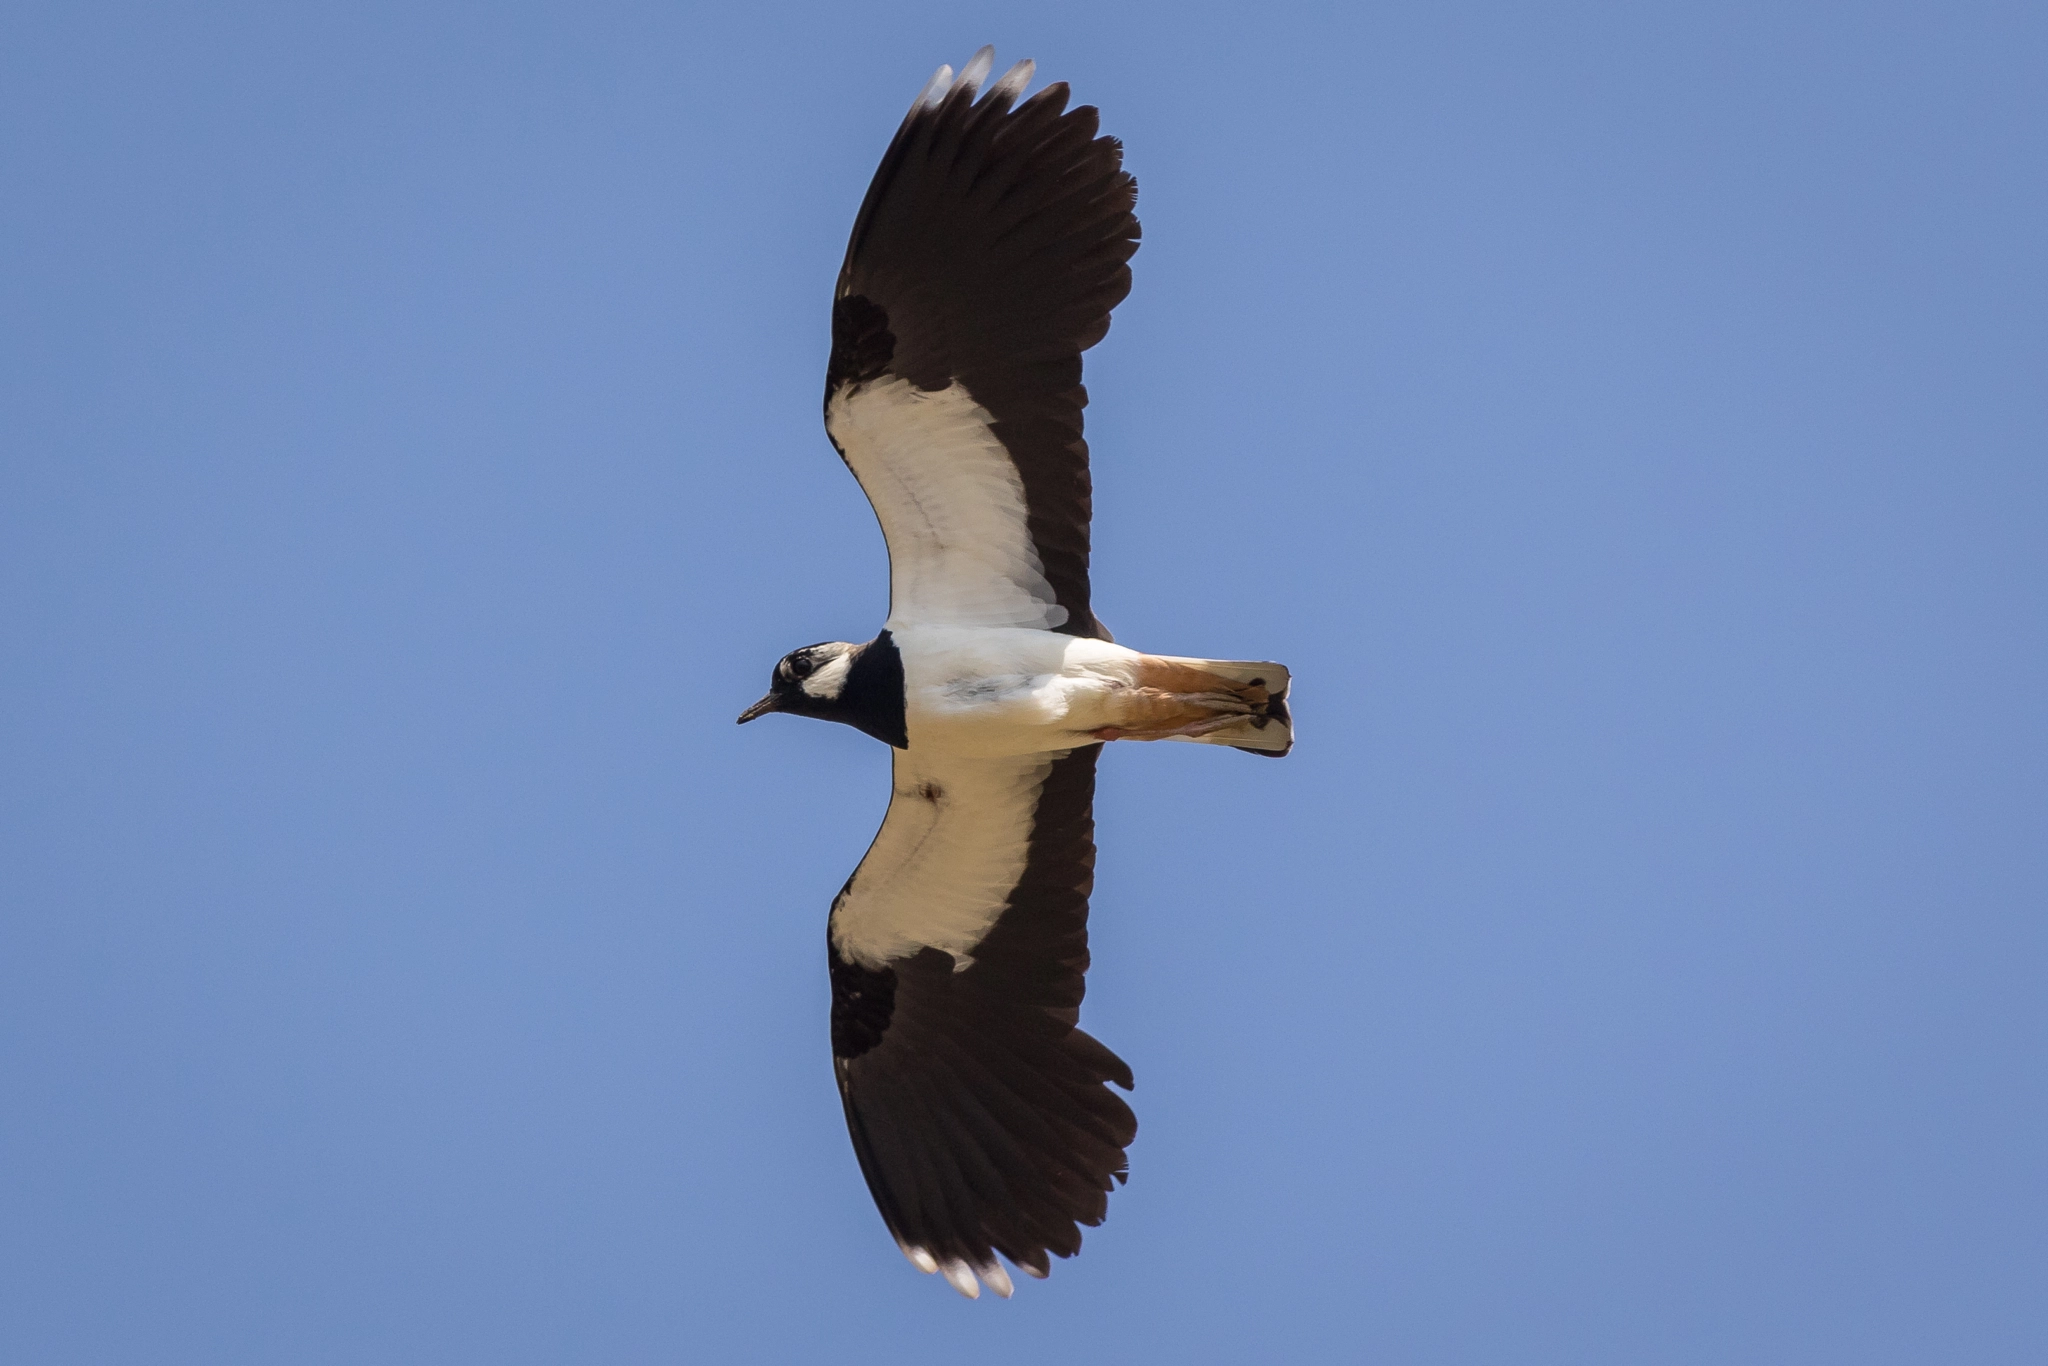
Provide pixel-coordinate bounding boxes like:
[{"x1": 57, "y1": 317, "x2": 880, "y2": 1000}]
[
  {"x1": 827, "y1": 743, "x2": 1134, "y2": 1295},
  {"x1": 824, "y1": 49, "x2": 1139, "y2": 639}
]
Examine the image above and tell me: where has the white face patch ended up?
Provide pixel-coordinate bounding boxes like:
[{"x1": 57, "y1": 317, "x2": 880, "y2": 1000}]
[
  {"x1": 829, "y1": 749, "x2": 1057, "y2": 970},
  {"x1": 797, "y1": 646, "x2": 854, "y2": 701},
  {"x1": 827, "y1": 377, "x2": 1066, "y2": 632}
]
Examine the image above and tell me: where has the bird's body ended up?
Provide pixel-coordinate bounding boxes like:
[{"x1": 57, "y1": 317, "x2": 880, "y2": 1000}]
[
  {"x1": 859, "y1": 625, "x2": 1285, "y2": 758},
  {"x1": 905, "y1": 626, "x2": 1129, "y2": 755},
  {"x1": 738, "y1": 47, "x2": 1294, "y2": 1299}
]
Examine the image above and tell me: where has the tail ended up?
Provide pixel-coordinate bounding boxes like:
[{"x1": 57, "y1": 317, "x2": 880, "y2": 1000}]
[{"x1": 1153, "y1": 656, "x2": 1293, "y2": 758}]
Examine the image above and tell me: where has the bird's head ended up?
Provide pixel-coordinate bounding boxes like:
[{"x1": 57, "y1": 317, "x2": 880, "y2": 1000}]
[{"x1": 737, "y1": 641, "x2": 860, "y2": 724}]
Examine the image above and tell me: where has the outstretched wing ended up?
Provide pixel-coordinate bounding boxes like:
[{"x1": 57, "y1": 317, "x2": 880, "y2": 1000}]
[
  {"x1": 824, "y1": 47, "x2": 1139, "y2": 638},
  {"x1": 827, "y1": 743, "x2": 1134, "y2": 1296}
]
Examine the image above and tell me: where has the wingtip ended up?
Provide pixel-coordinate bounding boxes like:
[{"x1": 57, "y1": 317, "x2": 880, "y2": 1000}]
[
  {"x1": 990, "y1": 58, "x2": 1034, "y2": 104},
  {"x1": 910, "y1": 63, "x2": 954, "y2": 113},
  {"x1": 903, "y1": 1245, "x2": 1014, "y2": 1300},
  {"x1": 911, "y1": 48, "x2": 1034, "y2": 118},
  {"x1": 941, "y1": 1259, "x2": 981, "y2": 1298},
  {"x1": 957, "y1": 45, "x2": 996, "y2": 97}
]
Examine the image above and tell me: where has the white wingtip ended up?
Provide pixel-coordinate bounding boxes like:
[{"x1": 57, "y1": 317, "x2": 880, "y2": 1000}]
[
  {"x1": 957, "y1": 45, "x2": 996, "y2": 98},
  {"x1": 1020, "y1": 1259, "x2": 1050, "y2": 1279},
  {"x1": 900, "y1": 1242, "x2": 939, "y2": 1275},
  {"x1": 989, "y1": 58, "x2": 1034, "y2": 104},
  {"x1": 941, "y1": 1259, "x2": 981, "y2": 1299},
  {"x1": 977, "y1": 1262, "x2": 1015, "y2": 1298},
  {"x1": 911, "y1": 64, "x2": 954, "y2": 112}
]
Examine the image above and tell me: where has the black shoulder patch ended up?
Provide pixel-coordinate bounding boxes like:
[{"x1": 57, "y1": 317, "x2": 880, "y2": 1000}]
[
  {"x1": 825, "y1": 294, "x2": 896, "y2": 409},
  {"x1": 829, "y1": 942, "x2": 897, "y2": 1060}
]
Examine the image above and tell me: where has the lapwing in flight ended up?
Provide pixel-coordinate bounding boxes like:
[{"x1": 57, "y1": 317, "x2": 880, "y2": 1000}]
[{"x1": 739, "y1": 47, "x2": 1294, "y2": 1299}]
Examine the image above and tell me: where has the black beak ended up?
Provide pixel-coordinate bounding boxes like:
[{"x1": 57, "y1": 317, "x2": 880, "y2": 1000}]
[{"x1": 736, "y1": 693, "x2": 781, "y2": 725}]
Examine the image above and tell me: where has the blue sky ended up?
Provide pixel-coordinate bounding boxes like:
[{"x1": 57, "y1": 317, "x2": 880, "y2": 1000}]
[{"x1": 3, "y1": 2, "x2": 2044, "y2": 1361}]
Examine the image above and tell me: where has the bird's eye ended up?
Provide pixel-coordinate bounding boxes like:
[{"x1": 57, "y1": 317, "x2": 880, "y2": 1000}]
[{"x1": 788, "y1": 655, "x2": 816, "y2": 680}]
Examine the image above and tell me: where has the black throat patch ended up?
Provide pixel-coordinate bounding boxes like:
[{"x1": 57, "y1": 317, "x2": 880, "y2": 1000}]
[{"x1": 836, "y1": 630, "x2": 908, "y2": 748}]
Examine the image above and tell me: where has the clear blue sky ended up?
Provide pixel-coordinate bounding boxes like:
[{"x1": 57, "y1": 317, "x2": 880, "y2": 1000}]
[{"x1": 4, "y1": 2, "x2": 2044, "y2": 1361}]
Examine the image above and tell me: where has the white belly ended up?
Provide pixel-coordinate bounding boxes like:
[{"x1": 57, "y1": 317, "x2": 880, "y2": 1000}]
[{"x1": 889, "y1": 623, "x2": 1142, "y2": 757}]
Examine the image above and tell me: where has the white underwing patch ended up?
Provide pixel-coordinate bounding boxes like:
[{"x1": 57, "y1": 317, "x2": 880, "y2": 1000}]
[
  {"x1": 827, "y1": 377, "x2": 1067, "y2": 632},
  {"x1": 829, "y1": 749, "x2": 1055, "y2": 968}
]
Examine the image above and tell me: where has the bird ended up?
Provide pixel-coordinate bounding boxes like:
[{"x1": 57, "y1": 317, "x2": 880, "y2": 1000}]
[{"x1": 738, "y1": 47, "x2": 1294, "y2": 1299}]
